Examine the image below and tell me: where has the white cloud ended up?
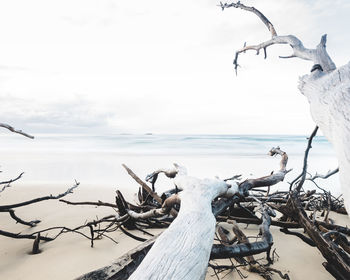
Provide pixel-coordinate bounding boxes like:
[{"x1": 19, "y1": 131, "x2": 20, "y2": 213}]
[{"x1": 0, "y1": 0, "x2": 349, "y2": 134}]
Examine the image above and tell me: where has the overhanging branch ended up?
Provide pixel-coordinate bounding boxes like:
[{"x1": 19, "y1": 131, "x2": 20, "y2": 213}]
[{"x1": 221, "y1": 1, "x2": 336, "y2": 74}]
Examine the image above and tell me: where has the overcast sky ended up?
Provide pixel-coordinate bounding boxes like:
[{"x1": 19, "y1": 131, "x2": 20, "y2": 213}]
[{"x1": 0, "y1": 0, "x2": 349, "y2": 135}]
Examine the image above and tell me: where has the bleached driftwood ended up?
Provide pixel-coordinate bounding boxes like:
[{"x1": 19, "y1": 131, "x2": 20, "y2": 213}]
[
  {"x1": 300, "y1": 64, "x2": 350, "y2": 214},
  {"x1": 128, "y1": 165, "x2": 233, "y2": 280},
  {"x1": 222, "y1": 1, "x2": 350, "y2": 214},
  {"x1": 127, "y1": 194, "x2": 180, "y2": 219},
  {"x1": 77, "y1": 149, "x2": 350, "y2": 280}
]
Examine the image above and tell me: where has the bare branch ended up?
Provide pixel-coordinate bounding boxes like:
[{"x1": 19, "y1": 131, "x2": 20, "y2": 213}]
[
  {"x1": 211, "y1": 204, "x2": 275, "y2": 261},
  {"x1": 145, "y1": 167, "x2": 178, "y2": 191},
  {"x1": 122, "y1": 164, "x2": 178, "y2": 217},
  {"x1": 59, "y1": 199, "x2": 117, "y2": 208},
  {"x1": 212, "y1": 148, "x2": 291, "y2": 216},
  {"x1": 122, "y1": 164, "x2": 162, "y2": 205},
  {"x1": 268, "y1": 146, "x2": 289, "y2": 172},
  {"x1": 280, "y1": 228, "x2": 315, "y2": 247},
  {"x1": 0, "y1": 181, "x2": 79, "y2": 211},
  {"x1": 290, "y1": 126, "x2": 318, "y2": 192},
  {"x1": 76, "y1": 235, "x2": 158, "y2": 280},
  {"x1": 0, "y1": 173, "x2": 24, "y2": 193},
  {"x1": 0, "y1": 123, "x2": 34, "y2": 139},
  {"x1": 127, "y1": 195, "x2": 180, "y2": 220},
  {"x1": 7, "y1": 209, "x2": 41, "y2": 227},
  {"x1": 224, "y1": 174, "x2": 242, "y2": 182},
  {"x1": 219, "y1": 1, "x2": 277, "y2": 37},
  {"x1": 0, "y1": 229, "x2": 53, "y2": 241},
  {"x1": 309, "y1": 168, "x2": 339, "y2": 181},
  {"x1": 240, "y1": 147, "x2": 290, "y2": 191},
  {"x1": 221, "y1": 2, "x2": 336, "y2": 74}
]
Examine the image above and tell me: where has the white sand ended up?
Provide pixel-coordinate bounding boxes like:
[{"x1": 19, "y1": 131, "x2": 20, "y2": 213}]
[{"x1": 1, "y1": 184, "x2": 349, "y2": 280}]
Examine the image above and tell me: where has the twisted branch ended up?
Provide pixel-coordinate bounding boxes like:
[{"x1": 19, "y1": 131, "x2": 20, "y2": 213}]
[{"x1": 220, "y1": 1, "x2": 336, "y2": 74}]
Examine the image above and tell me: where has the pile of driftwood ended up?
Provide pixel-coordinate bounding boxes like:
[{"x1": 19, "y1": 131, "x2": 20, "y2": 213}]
[
  {"x1": 72, "y1": 127, "x2": 349, "y2": 280},
  {"x1": 3, "y1": 124, "x2": 348, "y2": 279}
]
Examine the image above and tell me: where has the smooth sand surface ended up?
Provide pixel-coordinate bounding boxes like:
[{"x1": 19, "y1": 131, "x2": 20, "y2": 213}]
[{"x1": 1, "y1": 184, "x2": 349, "y2": 280}]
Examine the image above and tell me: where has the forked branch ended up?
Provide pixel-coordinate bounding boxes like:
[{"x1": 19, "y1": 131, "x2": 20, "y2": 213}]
[
  {"x1": 0, "y1": 172, "x2": 24, "y2": 193},
  {"x1": 221, "y1": 1, "x2": 336, "y2": 74},
  {"x1": 0, "y1": 181, "x2": 79, "y2": 211}
]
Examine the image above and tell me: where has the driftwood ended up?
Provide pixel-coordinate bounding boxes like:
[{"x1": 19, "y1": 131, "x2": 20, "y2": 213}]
[
  {"x1": 211, "y1": 202, "x2": 275, "y2": 262},
  {"x1": 2, "y1": 124, "x2": 349, "y2": 279},
  {"x1": 77, "y1": 236, "x2": 158, "y2": 280},
  {"x1": 0, "y1": 124, "x2": 128, "y2": 246},
  {"x1": 74, "y1": 131, "x2": 349, "y2": 280},
  {"x1": 221, "y1": 1, "x2": 350, "y2": 215},
  {"x1": 128, "y1": 167, "x2": 232, "y2": 280},
  {"x1": 276, "y1": 128, "x2": 350, "y2": 279},
  {"x1": 2, "y1": 127, "x2": 348, "y2": 279},
  {"x1": 76, "y1": 148, "x2": 300, "y2": 279},
  {"x1": 217, "y1": 221, "x2": 290, "y2": 280}
]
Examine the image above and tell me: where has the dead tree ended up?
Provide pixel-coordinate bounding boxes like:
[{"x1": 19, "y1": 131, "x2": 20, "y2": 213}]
[
  {"x1": 77, "y1": 148, "x2": 294, "y2": 280},
  {"x1": 220, "y1": 1, "x2": 350, "y2": 215}
]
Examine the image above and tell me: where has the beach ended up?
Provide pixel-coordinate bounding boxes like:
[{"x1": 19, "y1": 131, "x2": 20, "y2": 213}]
[{"x1": 0, "y1": 134, "x2": 346, "y2": 279}]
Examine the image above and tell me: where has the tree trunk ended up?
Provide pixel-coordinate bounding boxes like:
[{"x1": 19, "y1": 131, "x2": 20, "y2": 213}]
[
  {"x1": 299, "y1": 63, "x2": 350, "y2": 214},
  {"x1": 128, "y1": 175, "x2": 231, "y2": 280}
]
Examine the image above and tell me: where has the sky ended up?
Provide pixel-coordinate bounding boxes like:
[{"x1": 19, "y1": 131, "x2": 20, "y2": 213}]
[{"x1": 0, "y1": 0, "x2": 350, "y2": 135}]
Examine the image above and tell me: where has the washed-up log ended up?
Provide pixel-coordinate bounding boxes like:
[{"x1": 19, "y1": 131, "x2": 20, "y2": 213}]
[
  {"x1": 128, "y1": 170, "x2": 231, "y2": 280},
  {"x1": 76, "y1": 236, "x2": 157, "y2": 280}
]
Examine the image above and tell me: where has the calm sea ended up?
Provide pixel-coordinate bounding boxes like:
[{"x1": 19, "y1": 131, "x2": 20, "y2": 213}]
[
  {"x1": 0, "y1": 134, "x2": 340, "y2": 194},
  {"x1": 0, "y1": 133, "x2": 335, "y2": 156}
]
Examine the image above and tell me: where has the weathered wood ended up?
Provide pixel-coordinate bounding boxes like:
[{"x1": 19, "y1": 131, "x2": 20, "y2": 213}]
[
  {"x1": 32, "y1": 233, "x2": 41, "y2": 254},
  {"x1": 0, "y1": 172, "x2": 24, "y2": 189},
  {"x1": 128, "y1": 172, "x2": 231, "y2": 280},
  {"x1": 127, "y1": 195, "x2": 180, "y2": 220},
  {"x1": 77, "y1": 151, "x2": 291, "y2": 280},
  {"x1": 7, "y1": 209, "x2": 40, "y2": 227},
  {"x1": 288, "y1": 193, "x2": 350, "y2": 279},
  {"x1": 299, "y1": 63, "x2": 350, "y2": 214},
  {"x1": 0, "y1": 229, "x2": 53, "y2": 241},
  {"x1": 122, "y1": 164, "x2": 178, "y2": 217},
  {"x1": 228, "y1": 216, "x2": 302, "y2": 229},
  {"x1": 0, "y1": 181, "x2": 79, "y2": 211},
  {"x1": 222, "y1": 1, "x2": 350, "y2": 215},
  {"x1": 217, "y1": 221, "x2": 291, "y2": 279},
  {"x1": 221, "y1": 2, "x2": 335, "y2": 74},
  {"x1": 76, "y1": 236, "x2": 157, "y2": 280},
  {"x1": 211, "y1": 204, "x2": 275, "y2": 262}
]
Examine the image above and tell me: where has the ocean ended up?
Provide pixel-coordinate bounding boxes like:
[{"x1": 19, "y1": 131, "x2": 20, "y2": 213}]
[{"x1": 0, "y1": 133, "x2": 340, "y2": 196}]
